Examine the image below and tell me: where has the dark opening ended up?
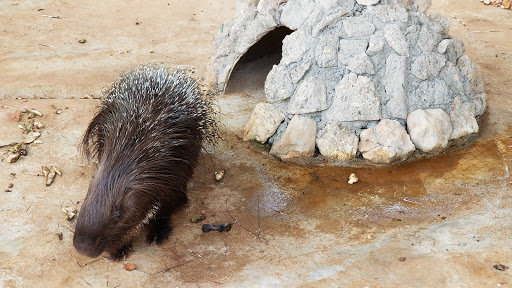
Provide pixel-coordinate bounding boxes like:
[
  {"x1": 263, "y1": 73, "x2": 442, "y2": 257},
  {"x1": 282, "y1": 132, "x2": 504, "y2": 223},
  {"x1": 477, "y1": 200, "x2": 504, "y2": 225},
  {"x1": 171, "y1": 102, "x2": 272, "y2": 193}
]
[{"x1": 225, "y1": 26, "x2": 294, "y2": 93}]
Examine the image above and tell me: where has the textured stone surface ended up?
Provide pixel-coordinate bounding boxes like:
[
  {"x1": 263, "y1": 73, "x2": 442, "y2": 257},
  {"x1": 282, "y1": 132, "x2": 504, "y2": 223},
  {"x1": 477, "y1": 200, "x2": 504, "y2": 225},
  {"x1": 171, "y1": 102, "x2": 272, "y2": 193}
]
[
  {"x1": 343, "y1": 17, "x2": 376, "y2": 38},
  {"x1": 356, "y1": 0, "x2": 380, "y2": 6},
  {"x1": 382, "y1": 53, "x2": 408, "y2": 119},
  {"x1": 315, "y1": 35, "x2": 339, "y2": 68},
  {"x1": 265, "y1": 65, "x2": 295, "y2": 102},
  {"x1": 243, "y1": 103, "x2": 285, "y2": 143},
  {"x1": 316, "y1": 121, "x2": 359, "y2": 160},
  {"x1": 449, "y1": 96, "x2": 479, "y2": 140},
  {"x1": 407, "y1": 109, "x2": 452, "y2": 153},
  {"x1": 411, "y1": 52, "x2": 446, "y2": 80},
  {"x1": 210, "y1": 0, "x2": 486, "y2": 165},
  {"x1": 347, "y1": 53, "x2": 375, "y2": 74},
  {"x1": 326, "y1": 73, "x2": 381, "y2": 122},
  {"x1": 287, "y1": 76, "x2": 328, "y2": 114},
  {"x1": 359, "y1": 119, "x2": 416, "y2": 164},
  {"x1": 270, "y1": 115, "x2": 317, "y2": 160},
  {"x1": 384, "y1": 24, "x2": 409, "y2": 56}
]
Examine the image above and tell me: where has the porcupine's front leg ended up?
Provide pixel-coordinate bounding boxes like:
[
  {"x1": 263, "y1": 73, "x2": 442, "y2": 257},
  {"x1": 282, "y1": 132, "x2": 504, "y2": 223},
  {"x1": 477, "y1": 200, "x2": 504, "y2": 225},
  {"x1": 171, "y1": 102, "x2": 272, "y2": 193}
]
[
  {"x1": 106, "y1": 243, "x2": 132, "y2": 261},
  {"x1": 146, "y1": 209, "x2": 172, "y2": 245}
]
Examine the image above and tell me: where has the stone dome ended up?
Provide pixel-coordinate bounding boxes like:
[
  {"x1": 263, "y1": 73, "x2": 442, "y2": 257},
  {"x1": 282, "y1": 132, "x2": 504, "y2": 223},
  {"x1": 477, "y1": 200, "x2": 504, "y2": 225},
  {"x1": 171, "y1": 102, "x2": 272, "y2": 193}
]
[{"x1": 208, "y1": 0, "x2": 486, "y2": 165}]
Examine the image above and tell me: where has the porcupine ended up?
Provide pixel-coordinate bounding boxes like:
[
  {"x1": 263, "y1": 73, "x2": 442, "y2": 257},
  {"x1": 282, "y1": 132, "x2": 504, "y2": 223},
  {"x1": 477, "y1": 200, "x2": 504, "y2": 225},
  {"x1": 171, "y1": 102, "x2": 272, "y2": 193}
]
[{"x1": 73, "y1": 64, "x2": 217, "y2": 260}]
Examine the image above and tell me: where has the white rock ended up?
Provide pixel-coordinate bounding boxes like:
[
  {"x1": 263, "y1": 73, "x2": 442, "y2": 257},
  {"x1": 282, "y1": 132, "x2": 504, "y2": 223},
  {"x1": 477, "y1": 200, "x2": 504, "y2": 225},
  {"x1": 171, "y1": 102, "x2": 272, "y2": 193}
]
[
  {"x1": 356, "y1": 0, "x2": 380, "y2": 6},
  {"x1": 343, "y1": 17, "x2": 376, "y2": 38},
  {"x1": 384, "y1": 24, "x2": 409, "y2": 56},
  {"x1": 449, "y1": 96, "x2": 479, "y2": 140},
  {"x1": 366, "y1": 34, "x2": 385, "y2": 55},
  {"x1": 439, "y1": 62, "x2": 464, "y2": 96},
  {"x1": 265, "y1": 65, "x2": 295, "y2": 102},
  {"x1": 315, "y1": 35, "x2": 339, "y2": 68},
  {"x1": 282, "y1": 30, "x2": 310, "y2": 66},
  {"x1": 407, "y1": 109, "x2": 452, "y2": 153},
  {"x1": 290, "y1": 58, "x2": 313, "y2": 84},
  {"x1": 243, "y1": 103, "x2": 285, "y2": 143},
  {"x1": 457, "y1": 55, "x2": 484, "y2": 94},
  {"x1": 358, "y1": 119, "x2": 416, "y2": 164},
  {"x1": 339, "y1": 39, "x2": 368, "y2": 65},
  {"x1": 347, "y1": 53, "x2": 375, "y2": 74},
  {"x1": 270, "y1": 115, "x2": 317, "y2": 160},
  {"x1": 437, "y1": 39, "x2": 450, "y2": 54},
  {"x1": 280, "y1": 0, "x2": 316, "y2": 30},
  {"x1": 365, "y1": 4, "x2": 408, "y2": 23},
  {"x1": 316, "y1": 121, "x2": 359, "y2": 160},
  {"x1": 326, "y1": 73, "x2": 381, "y2": 122},
  {"x1": 287, "y1": 76, "x2": 328, "y2": 114},
  {"x1": 416, "y1": 25, "x2": 441, "y2": 53},
  {"x1": 383, "y1": 53, "x2": 408, "y2": 119},
  {"x1": 411, "y1": 52, "x2": 446, "y2": 80},
  {"x1": 472, "y1": 93, "x2": 487, "y2": 116},
  {"x1": 312, "y1": 9, "x2": 352, "y2": 37},
  {"x1": 409, "y1": 79, "x2": 451, "y2": 111}
]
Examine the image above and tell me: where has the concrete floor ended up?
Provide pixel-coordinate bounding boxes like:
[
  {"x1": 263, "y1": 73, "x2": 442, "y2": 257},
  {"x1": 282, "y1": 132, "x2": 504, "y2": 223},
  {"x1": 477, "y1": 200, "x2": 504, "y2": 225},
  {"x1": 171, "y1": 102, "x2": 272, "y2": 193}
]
[{"x1": 1, "y1": 0, "x2": 512, "y2": 287}]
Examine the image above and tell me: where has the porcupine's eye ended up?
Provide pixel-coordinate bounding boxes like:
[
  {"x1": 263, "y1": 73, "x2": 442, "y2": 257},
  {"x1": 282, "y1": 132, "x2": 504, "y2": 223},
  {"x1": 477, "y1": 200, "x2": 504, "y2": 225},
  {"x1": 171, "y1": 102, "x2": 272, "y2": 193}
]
[{"x1": 113, "y1": 211, "x2": 122, "y2": 219}]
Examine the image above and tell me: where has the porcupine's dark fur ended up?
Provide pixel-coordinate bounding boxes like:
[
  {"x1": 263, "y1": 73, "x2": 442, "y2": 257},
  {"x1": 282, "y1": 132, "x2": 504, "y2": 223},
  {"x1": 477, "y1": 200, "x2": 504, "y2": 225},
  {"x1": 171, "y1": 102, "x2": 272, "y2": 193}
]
[{"x1": 73, "y1": 64, "x2": 217, "y2": 260}]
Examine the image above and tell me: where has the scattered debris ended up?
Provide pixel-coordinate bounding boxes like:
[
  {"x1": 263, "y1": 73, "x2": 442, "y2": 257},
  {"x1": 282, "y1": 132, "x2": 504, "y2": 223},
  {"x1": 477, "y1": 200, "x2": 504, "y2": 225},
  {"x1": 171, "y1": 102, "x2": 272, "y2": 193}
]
[
  {"x1": 7, "y1": 110, "x2": 21, "y2": 121},
  {"x1": 5, "y1": 189, "x2": 12, "y2": 193},
  {"x1": 214, "y1": 170, "x2": 225, "y2": 181},
  {"x1": 6, "y1": 143, "x2": 28, "y2": 163},
  {"x1": 398, "y1": 257, "x2": 407, "y2": 262},
  {"x1": 62, "y1": 205, "x2": 78, "y2": 221},
  {"x1": 309, "y1": 172, "x2": 319, "y2": 180},
  {"x1": 6, "y1": 150, "x2": 21, "y2": 163},
  {"x1": 123, "y1": 263, "x2": 137, "y2": 271},
  {"x1": 42, "y1": 166, "x2": 62, "y2": 186},
  {"x1": 51, "y1": 105, "x2": 63, "y2": 114},
  {"x1": 78, "y1": 38, "x2": 86, "y2": 44},
  {"x1": 202, "y1": 223, "x2": 232, "y2": 233},
  {"x1": 494, "y1": 264, "x2": 509, "y2": 271},
  {"x1": 56, "y1": 232, "x2": 63, "y2": 241},
  {"x1": 23, "y1": 108, "x2": 43, "y2": 117},
  {"x1": 8, "y1": 183, "x2": 13, "y2": 188},
  {"x1": 480, "y1": 0, "x2": 511, "y2": 8},
  {"x1": 42, "y1": 14, "x2": 62, "y2": 19},
  {"x1": 348, "y1": 173, "x2": 358, "y2": 184},
  {"x1": 392, "y1": 218, "x2": 402, "y2": 221},
  {"x1": 190, "y1": 210, "x2": 207, "y2": 223},
  {"x1": 33, "y1": 121, "x2": 44, "y2": 129}
]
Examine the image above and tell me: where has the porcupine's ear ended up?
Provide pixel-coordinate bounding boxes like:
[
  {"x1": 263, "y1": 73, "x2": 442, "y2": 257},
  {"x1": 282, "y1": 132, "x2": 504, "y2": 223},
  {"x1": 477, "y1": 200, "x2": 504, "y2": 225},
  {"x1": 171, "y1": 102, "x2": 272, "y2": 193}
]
[{"x1": 80, "y1": 99, "x2": 114, "y2": 161}]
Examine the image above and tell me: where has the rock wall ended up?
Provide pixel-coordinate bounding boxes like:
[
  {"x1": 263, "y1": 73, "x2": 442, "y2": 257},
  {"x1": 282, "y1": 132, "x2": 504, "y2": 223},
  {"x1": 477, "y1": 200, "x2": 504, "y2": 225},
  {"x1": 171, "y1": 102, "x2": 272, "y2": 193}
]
[{"x1": 210, "y1": 0, "x2": 486, "y2": 165}]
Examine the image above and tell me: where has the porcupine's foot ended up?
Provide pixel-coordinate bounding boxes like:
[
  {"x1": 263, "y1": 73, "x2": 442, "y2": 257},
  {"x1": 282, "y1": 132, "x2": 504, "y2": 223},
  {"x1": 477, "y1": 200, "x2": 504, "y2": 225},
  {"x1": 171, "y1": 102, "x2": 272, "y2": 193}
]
[
  {"x1": 146, "y1": 216, "x2": 171, "y2": 245},
  {"x1": 107, "y1": 243, "x2": 132, "y2": 261}
]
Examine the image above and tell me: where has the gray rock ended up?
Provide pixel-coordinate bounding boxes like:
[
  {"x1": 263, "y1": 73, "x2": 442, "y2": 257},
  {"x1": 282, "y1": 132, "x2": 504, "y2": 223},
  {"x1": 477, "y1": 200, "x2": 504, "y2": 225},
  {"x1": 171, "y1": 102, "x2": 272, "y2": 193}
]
[
  {"x1": 411, "y1": 52, "x2": 446, "y2": 80},
  {"x1": 358, "y1": 119, "x2": 416, "y2": 164},
  {"x1": 339, "y1": 39, "x2": 368, "y2": 65},
  {"x1": 416, "y1": 25, "x2": 441, "y2": 53},
  {"x1": 457, "y1": 55, "x2": 484, "y2": 94},
  {"x1": 356, "y1": 0, "x2": 380, "y2": 6},
  {"x1": 290, "y1": 58, "x2": 313, "y2": 84},
  {"x1": 280, "y1": 0, "x2": 316, "y2": 30},
  {"x1": 287, "y1": 76, "x2": 328, "y2": 114},
  {"x1": 315, "y1": 35, "x2": 340, "y2": 68},
  {"x1": 326, "y1": 73, "x2": 381, "y2": 121},
  {"x1": 446, "y1": 38, "x2": 465, "y2": 64},
  {"x1": 449, "y1": 96, "x2": 479, "y2": 140},
  {"x1": 406, "y1": 109, "x2": 452, "y2": 152},
  {"x1": 365, "y1": 4, "x2": 408, "y2": 23},
  {"x1": 270, "y1": 115, "x2": 317, "y2": 160},
  {"x1": 437, "y1": 39, "x2": 450, "y2": 54},
  {"x1": 409, "y1": 78, "x2": 451, "y2": 111},
  {"x1": 367, "y1": 34, "x2": 385, "y2": 55},
  {"x1": 265, "y1": 65, "x2": 295, "y2": 102},
  {"x1": 347, "y1": 53, "x2": 376, "y2": 74},
  {"x1": 384, "y1": 24, "x2": 409, "y2": 56},
  {"x1": 312, "y1": 9, "x2": 352, "y2": 37},
  {"x1": 343, "y1": 17, "x2": 376, "y2": 38},
  {"x1": 439, "y1": 62, "x2": 464, "y2": 96},
  {"x1": 383, "y1": 53, "x2": 408, "y2": 119},
  {"x1": 282, "y1": 30, "x2": 310, "y2": 66},
  {"x1": 411, "y1": 0, "x2": 432, "y2": 13},
  {"x1": 243, "y1": 103, "x2": 286, "y2": 143},
  {"x1": 472, "y1": 93, "x2": 487, "y2": 116},
  {"x1": 316, "y1": 121, "x2": 359, "y2": 160}
]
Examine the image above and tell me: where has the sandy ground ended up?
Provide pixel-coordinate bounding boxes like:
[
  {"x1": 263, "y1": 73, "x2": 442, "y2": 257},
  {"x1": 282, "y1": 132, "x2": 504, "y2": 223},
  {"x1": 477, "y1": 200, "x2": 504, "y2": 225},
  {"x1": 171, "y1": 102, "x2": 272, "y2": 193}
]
[{"x1": 1, "y1": 0, "x2": 512, "y2": 287}]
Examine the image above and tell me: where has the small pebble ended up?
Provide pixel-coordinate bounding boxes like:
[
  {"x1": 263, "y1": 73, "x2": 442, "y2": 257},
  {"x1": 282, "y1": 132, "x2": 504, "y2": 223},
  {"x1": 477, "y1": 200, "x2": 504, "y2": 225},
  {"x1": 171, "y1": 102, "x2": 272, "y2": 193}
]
[{"x1": 398, "y1": 257, "x2": 406, "y2": 262}]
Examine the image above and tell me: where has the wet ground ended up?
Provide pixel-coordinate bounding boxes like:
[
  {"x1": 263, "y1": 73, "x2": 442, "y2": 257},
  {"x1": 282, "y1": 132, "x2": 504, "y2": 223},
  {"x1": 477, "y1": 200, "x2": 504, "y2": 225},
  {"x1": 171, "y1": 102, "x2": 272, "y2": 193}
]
[{"x1": 1, "y1": 0, "x2": 512, "y2": 287}]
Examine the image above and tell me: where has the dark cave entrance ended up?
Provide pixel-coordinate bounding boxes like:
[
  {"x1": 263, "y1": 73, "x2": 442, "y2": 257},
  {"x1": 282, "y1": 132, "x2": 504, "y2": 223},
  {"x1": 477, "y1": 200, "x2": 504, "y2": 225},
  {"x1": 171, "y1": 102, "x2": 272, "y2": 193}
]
[{"x1": 225, "y1": 26, "x2": 294, "y2": 94}]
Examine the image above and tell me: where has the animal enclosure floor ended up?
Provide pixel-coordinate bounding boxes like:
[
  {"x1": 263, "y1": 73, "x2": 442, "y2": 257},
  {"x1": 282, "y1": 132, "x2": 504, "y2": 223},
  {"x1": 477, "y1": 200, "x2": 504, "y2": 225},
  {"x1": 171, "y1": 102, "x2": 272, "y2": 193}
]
[{"x1": 1, "y1": 0, "x2": 512, "y2": 287}]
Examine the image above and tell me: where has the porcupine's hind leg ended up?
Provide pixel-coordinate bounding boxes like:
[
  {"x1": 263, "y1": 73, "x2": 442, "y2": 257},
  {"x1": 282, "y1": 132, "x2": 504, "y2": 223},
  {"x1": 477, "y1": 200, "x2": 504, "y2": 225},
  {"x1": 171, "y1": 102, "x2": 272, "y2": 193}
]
[
  {"x1": 107, "y1": 243, "x2": 133, "y2": 261},
  {"x1": 146, "y1": 210, "x2": 172, "y2": 245}
]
